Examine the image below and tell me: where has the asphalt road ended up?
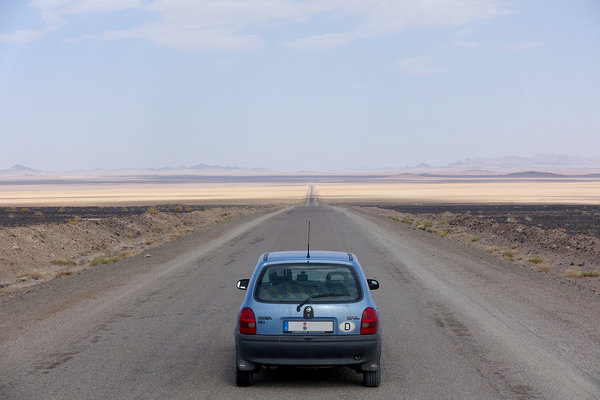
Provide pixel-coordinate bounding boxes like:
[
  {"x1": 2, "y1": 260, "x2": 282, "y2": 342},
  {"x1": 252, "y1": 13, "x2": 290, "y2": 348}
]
[{"x1": 1, "y1": 202, "x2": 599, "y2": 399}]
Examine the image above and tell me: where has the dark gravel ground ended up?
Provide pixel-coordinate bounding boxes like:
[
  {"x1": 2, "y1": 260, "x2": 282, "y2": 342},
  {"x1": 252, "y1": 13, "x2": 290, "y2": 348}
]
[
  {"x1": 0, "y1": 205, "x2": 242, "y2": 228},
  {"x1": 5, "y1": 203, "x2": 599, "y2": 237},
  {"x1": 352, "y1": 204, "x2": 600, "y2": 237}
]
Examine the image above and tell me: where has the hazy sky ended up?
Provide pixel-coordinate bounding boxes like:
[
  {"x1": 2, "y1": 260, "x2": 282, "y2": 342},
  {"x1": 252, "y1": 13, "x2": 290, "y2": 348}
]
[{"x1": 1, "y1": 1, "x2": 599, "y2": 172}]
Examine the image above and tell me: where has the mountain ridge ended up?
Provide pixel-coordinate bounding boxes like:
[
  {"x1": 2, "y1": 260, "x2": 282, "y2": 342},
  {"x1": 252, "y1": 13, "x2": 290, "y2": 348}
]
[{"x1": 2, "y1": 154, "x2": 600, "y2": 177}]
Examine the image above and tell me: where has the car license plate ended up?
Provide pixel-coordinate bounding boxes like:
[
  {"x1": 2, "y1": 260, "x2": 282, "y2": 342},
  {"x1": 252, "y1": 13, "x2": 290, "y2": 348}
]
[{"x1": 284, "y1": 320, "x2": 334, "y2": 333}]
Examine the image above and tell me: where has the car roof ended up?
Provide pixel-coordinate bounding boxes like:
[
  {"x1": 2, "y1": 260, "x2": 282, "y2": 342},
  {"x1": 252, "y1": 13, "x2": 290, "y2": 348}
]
[{"x1": 261, "y1": 251, "x2": 355, "y2": 263}]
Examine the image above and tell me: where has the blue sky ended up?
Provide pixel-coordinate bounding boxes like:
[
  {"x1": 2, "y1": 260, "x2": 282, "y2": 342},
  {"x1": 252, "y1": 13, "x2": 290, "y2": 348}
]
[{"x1": 1, "y1": 0, "x2": 599, "y2": 172}]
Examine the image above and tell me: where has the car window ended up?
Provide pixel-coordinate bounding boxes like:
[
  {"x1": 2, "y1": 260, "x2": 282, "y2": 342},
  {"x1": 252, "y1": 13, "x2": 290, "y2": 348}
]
[{"x1": 255, "y1": 264, "x2": 361, "y2": 302}]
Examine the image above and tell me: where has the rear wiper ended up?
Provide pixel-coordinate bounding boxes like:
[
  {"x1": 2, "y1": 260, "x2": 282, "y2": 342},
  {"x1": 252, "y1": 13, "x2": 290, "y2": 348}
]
[{"x1": 296, "y1": 293, "x2": 346, "y2": 312}]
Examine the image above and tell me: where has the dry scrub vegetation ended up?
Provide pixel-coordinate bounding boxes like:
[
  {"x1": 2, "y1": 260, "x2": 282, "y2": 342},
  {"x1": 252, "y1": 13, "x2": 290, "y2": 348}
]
[
  {"x1": 0, "y1": 206, "x2": 260, "y2": 291},
  {"x1": 361, "y1": 206, "x2": 600, "y2": 293}
]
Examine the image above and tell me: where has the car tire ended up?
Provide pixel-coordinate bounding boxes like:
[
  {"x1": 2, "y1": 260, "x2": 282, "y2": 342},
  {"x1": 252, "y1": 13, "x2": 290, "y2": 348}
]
[
  {"x1": 362, "y1": 368, "x2": 380, "y2": 387},
  {"x1": 236, "y1": 368, "x2": 253, "y2": 387}
]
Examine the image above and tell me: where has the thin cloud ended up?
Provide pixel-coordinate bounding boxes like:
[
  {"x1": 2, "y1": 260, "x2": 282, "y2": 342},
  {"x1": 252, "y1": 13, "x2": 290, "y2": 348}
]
[
  {"x1": 2, "y1": 0, "x2": 510, "y2": 50},
  {"x1": 88, "y1": 25, "x2": 264, "y2": 51},
  {"x1": 44, "y1": 0, "x2": 144, "y2": 14},
  {"x1": 451, "y1": 39, "x2": 480, "y2": 48},
  {"x1": 508, "y1": 41, "x2": 545, "y2": 51},
  {"x1": 447, "y1": 27, "x2": 480, "y2": 48},
  {"x1": 394, "y1": 57, "x2": 446, "y2": 75},
  {"x1": 0, "y1": 0, "x2": 139, "y2": 44},
  {"x1": 456, "y1": 27, "x2": 473, "y2": 37},
  {"x1": 0, "y1": 29, "x2": 49, "y2": 44},
  {"x1": 288, "y1": 0, "x2": 508, "y2": 50},
  {"x1": 286, "y1": 32, "x2": 354, "y2": 50},
  {"x1": 0, "y1": 2, "x2": 66, "y2": 44}
]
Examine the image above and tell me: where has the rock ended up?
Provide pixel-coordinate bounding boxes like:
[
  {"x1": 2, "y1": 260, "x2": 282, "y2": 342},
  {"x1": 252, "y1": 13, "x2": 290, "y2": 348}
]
[
  {"x1": 144, "y1": 254, "x2": 151, "y2": 258},
  {"x1": 11, "y1": 245, "x2": 20, "y2": 251},
  {"x1": 31, "y1": 275, "x2": 39, "y2": 280},
  {"x1": 570, "y1": 262, "x2": 575, "y2": 266},
  {"x1": 578, "y1": 262, "x2": 585, "y2": 267},
  {"x1": 0, "y1": 283, "x2": 6, "y2": 288}
]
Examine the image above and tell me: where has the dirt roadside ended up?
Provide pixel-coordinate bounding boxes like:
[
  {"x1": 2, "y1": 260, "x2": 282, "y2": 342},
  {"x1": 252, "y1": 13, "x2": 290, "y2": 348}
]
[
  {"x1": 350, "y1": 204, "x2": 600, "y2": 294},
  {"x1": 3, "y1": 202, "x2": 599, "y2": 295},
  {"x1": 0, "y1": 205, "x2": 275, "y2": 292}
]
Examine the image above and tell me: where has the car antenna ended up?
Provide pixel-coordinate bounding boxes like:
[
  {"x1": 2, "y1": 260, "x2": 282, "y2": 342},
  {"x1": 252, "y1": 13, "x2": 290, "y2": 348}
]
[{"x1": 306, "y1": 221, "x2": 311, "y2": 259}]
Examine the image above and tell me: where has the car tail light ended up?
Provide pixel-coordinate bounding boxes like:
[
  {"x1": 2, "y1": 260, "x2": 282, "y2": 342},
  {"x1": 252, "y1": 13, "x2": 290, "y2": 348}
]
[
  {"x1": 239, "y1": 307, "x2": 256, "y2": 334},
  {"x1": 360, "y1": 307, "x2": 378, "y2": 335}
]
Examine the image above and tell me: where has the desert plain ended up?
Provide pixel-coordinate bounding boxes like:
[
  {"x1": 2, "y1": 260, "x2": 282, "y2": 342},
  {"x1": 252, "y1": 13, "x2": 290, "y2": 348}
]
[
  {"x1": 1, "y1": 179, "x2": 600, "y2": 206},
  {"x1": 1, "y1": 176, "x2": 600, "y2": 293}
]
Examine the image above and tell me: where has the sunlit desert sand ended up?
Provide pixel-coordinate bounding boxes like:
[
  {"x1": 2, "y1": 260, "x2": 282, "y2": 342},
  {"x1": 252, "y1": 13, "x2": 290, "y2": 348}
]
[
  {"x1": 315, "y1": 181, "x2": 600, "y2": 204},
  {"x1": 1, "y1": 180, "x2": 600, "y2": 205},
  {"x1": 0, "y1": 183, "x2": 307, "y2": 206}
]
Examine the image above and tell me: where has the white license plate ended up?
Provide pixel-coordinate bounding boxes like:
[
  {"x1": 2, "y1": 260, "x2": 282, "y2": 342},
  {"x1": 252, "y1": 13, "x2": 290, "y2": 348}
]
[{"x1": 284, "y1": 320, "x2": 334, "y2": 333}]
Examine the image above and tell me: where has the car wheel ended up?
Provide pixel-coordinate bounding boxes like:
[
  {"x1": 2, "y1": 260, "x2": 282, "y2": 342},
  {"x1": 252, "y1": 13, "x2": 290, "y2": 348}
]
[
  {"x1": 362, "y1": 368, "x2": 380, "y2": 387},
  {"x1": 236, "y1": 368, "x2": 253, "y2": 387}
]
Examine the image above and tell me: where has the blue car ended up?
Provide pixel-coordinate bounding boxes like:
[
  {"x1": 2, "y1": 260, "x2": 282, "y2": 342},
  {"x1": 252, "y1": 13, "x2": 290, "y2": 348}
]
[{"x1": 235, "y1": 251, "x2": 381, "y2": 387}]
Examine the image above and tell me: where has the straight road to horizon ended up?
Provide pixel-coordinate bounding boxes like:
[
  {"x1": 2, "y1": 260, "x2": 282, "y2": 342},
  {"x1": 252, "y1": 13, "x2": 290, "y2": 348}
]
[{"x1": 1, "y1": 199, "x2": 599, "y2": 399}]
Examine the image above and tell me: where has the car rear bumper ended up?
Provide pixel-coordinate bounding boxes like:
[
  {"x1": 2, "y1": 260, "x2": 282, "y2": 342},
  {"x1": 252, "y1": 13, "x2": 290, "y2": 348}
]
[{"x1": 236, "y1": 333, "x2": 381, "y2": 370}]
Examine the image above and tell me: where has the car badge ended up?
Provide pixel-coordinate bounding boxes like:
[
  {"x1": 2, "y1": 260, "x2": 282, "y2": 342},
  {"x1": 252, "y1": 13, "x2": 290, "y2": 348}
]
[{"x1": 304, "y1": 306, "x2": 314, "y2": 319}]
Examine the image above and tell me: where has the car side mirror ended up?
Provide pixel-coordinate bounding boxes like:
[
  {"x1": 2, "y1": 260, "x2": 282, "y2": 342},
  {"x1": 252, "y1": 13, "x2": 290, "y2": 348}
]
[
  {"x1": 237, "y1": 279, "x2": 249, "y2": 290},
  {"x1": 367, "y1": 279, "x2": 379, "y2": 290}
]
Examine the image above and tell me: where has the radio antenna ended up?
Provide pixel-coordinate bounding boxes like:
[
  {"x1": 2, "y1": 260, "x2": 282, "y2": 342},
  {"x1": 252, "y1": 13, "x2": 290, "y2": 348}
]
[{"x1": 306, "y1": 221, "x2": 311, "y2": 258}]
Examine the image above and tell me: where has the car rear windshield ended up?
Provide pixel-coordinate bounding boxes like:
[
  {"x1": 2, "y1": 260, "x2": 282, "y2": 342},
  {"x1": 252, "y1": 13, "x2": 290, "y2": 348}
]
[{"x1": 255, "y1": 264, "x2": 362, "y2": 303}]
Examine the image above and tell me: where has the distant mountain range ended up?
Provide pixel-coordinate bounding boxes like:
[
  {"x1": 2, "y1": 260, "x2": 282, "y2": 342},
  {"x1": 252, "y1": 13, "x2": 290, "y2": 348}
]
[
  {"x1": 420, "y1": 171, "x2": 600, "y2": 179},
  {"x1": 2, "y1": 154, "x2": 600, "y2": 177},
  {"x1": 0, "y1": 163, "x2": 277, "y2": 177},
  {"x1": 0, "y1": 164, "x2": 49, "y2": 176},
  {"x1": 441, "y1": 154, "x2": 600, "y2": 172}
]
